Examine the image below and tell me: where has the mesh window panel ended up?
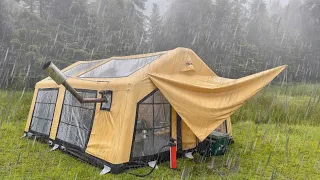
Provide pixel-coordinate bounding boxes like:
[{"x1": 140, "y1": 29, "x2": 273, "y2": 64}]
[
  {"x1": 56, "y1": 89, "x2": 97, "y2": 149},
  {"x1": 63, "y1": 61, "x2": 102, "y2": 77},
  {"x1": 137, "y1": 104, "x2": 153, "y2": 128},
  {"x1": 154, "y1": 127, "x2": 170, "y2": 149},
  {"x1": 154, "y1": 90, "x2": 169, "y2": 103},
  {"x1": 30, "y1": 89, "x2": 58, "y2": 135},
  {"x1": 141, "y1": 94, "x2": 153, "y2": 103},
  {"x1": 154, "y1": 104, "x2": 171, "y2": 128},
  {"x1": 80, "y1": 55, "x2": 161, "y2": 78},
  {"x1": 132, "y1": 90, "x2": 171, "y2": 158}
]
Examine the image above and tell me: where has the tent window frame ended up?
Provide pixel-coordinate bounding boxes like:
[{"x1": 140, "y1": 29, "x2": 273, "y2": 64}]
[
  {"x1": 55, "y1": 89, "x2": 97, "y2": 151},
  {"x1": 100, "y1": 90, "x2": 113, "y2": 111},
  {"x1": 130, "y1": 89, "x2": 172, "y2": 160},
  {"x1": 224, "y1": 120, "x2": 228, "y2": 133},
  {"x1": 29, "y1": 88, "x2": 59, "y2": 137}
]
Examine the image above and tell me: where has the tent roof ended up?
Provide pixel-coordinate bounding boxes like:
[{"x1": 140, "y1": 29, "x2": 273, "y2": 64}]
[
  {"x1": 36, "y1": 48, "x2": 196, "y2": 88},
  {"x1": 56, "y1": 51, "x2": 167, "y2": 79}
]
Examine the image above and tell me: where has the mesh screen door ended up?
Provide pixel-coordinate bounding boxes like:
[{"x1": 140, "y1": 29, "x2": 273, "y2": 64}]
[
  {"x1": 30, "y1": 88, "x2": 59, "y2": 136},
  {"x1": 56, "y1": 89, "x2": 97, "y2": 149},
  {"x1": 131, "y1": 90, "x2": 171, "y2": 158}
]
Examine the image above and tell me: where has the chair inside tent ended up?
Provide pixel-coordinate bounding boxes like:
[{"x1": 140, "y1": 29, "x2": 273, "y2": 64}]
[{"x1": 24, "y1": 48, "x2": 286, "y2": 174}]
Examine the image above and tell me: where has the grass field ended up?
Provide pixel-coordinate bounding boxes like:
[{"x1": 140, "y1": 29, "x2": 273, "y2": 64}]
[{"x1": 0, "y1": 84, "x2": 320, "y2": 179}]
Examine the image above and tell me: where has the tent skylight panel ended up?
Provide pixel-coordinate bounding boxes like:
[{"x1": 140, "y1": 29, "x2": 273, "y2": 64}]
[
  {"x1": 63, "y1": 61, "x2": 103, "y2": 77},
  {"x1": 79, "y1": 55, "x2": 161, "y2": 78}
]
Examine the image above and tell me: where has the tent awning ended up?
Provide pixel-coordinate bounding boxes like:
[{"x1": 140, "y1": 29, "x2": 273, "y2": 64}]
[{"x1": 149, "y1": 65, "x2": 286, "y2": 141}]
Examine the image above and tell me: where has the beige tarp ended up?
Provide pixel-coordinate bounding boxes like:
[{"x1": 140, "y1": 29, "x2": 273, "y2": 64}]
[{"x1": 149, "y1": 65, "x2": 286, "y2": 141}]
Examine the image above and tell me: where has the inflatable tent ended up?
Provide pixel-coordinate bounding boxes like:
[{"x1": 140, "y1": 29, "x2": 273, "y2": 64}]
[{"x1": 24, "y1": 48, "x2": 286, "y2": 173}]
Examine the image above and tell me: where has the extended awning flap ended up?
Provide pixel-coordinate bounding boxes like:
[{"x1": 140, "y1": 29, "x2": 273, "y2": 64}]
[{"x1": 149, "y1": 65, "x2": 286, "y2": 141}]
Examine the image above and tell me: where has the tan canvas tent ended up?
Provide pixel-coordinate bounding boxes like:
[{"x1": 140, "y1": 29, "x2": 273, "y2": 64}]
[{"x1": 24, "y1": 47, "x2": 286, "y2": 173}]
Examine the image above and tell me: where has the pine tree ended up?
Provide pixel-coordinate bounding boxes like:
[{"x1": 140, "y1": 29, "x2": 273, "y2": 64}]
[
  {"x1": 247, "y1": 0, "x2": 268, "y2": 44},
  {"x1": 301, "y1": 0, "x2": 320, "y2": 51},
  {"x1": 0, "y1": 0, "x2": 13, "y2": 46},
  {"x1": 161, "y1": 0, "x2": 215, "y2": 51},
  {"x1": 148, "y1": 3, "x2": 162, "y2": 52},
  {"x1": 93, "y1": 0, "x2": 147, "y2": 56},
  {"x1": 0, "y1": 0, "x2": 5, "y2": 42}
]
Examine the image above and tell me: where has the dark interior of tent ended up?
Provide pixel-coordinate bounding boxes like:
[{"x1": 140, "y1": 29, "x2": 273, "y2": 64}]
[{"x1": 131, "y1": 89, "x2": 172, "y2": 162}]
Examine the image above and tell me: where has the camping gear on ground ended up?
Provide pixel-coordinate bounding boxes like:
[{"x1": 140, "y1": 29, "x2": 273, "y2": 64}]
[
  {"x1": 23, "y1": 47, "x2": 286, "y2": 174},
  {"x1": 198, "y1": 131, "x2": 233, "y2": 157}
]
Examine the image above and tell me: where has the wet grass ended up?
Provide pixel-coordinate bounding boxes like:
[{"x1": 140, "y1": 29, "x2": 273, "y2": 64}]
[
  {"x1": 0, "y1": 84, "x2": 320, "y2": 179},
  {"x1": 232, "y1": 83, "x2": 320, "y2": 126}
]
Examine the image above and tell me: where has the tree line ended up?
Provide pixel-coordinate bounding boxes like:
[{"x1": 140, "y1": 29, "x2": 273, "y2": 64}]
[{"x1": 0, "y1": 0, "x2": 319, "y2": 89}]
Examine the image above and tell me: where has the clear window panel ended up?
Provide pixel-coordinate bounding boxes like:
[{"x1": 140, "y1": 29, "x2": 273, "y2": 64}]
[
  {"x1": 154, "y1": 127, "x2": 170, "y2": 152},
  {"x1": 30, "y1": 117, "x2": 52, "y2": 135},
  {"x1": 56, "y1": 122, "x2": 68, "y2": 140},
  {"x1": 132, "y1": 90, "x2": 171, "y2": 158},
  {"x1": 101, "y1": 101, "x2": 111, "y2": 110},
  {"x1": 154, "y1": 90, "x2": 168, "y2": 103},
  {"x1": 137, "y1": 104, "x2": 153, "y2": 129},
  {"x1": 30, "y1": 89, "x2": 58, "y2": 135},
  {"x1": 56, "y1": 123, "x2": 87, "y2": 149},
  {"x1": 57, "y1": 89, "x2": 97, "y2": 149},
  {"x1": 140, "y1": 94, "x2": 153, "y2": 104},
  {"x1": 132, "y1": 130, "x2": 154, "y2": 157},
  {"x1": 100, "y1": 91, "x2": 112, "y2": 110},
  {"x1": 63, "y1": 61, "x2": 102, "y2": 77},
  {"x1": 33, "y1": 103, "x2": 55, "y2": 120},
  {"x1": 36, "y1": 89, "x2": 58, "y2": 103},
  {"x1": 80, "y1": 55, "x2": 161, "y2": 78},
  {"x1": 154, "y1": 104, "x2": 171, "y2": 128},
  {"x1": 60, "y1": 106, "x2": 94, "y2": 131},
  {"x1": 64, "y1": 90, "x2": 96, "y2": 109}
]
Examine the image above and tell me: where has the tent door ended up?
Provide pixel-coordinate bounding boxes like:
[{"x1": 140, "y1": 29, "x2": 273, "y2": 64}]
[{"x1": 176, "y1": 114, "x2": 183, "y2": 153}]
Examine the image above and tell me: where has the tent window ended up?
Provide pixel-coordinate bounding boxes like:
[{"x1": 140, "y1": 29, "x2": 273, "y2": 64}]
[
  {"x1": 100, "y1": 90, "x2": 112, "y2": 111},
  {"x1": 30, "y1": 89, "x2": 58, "y2": 135},
  {"x1": 131, "y1": 90, "x2": 171, "y2": 158},
  {"x1": 63, "y1": 61, "x2": 102, "y2": 77},
  {"x1": 56, "y1": 89, "x2": 97, "y2": 149},
  {"x1": 79, "y1": 55, "x2": 162, "y2": 78}
]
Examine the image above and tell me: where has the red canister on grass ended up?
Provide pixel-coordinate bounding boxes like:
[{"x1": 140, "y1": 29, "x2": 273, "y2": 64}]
[{"x1": 169, "y1": 138, "x2": 177, "y2": 169}]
